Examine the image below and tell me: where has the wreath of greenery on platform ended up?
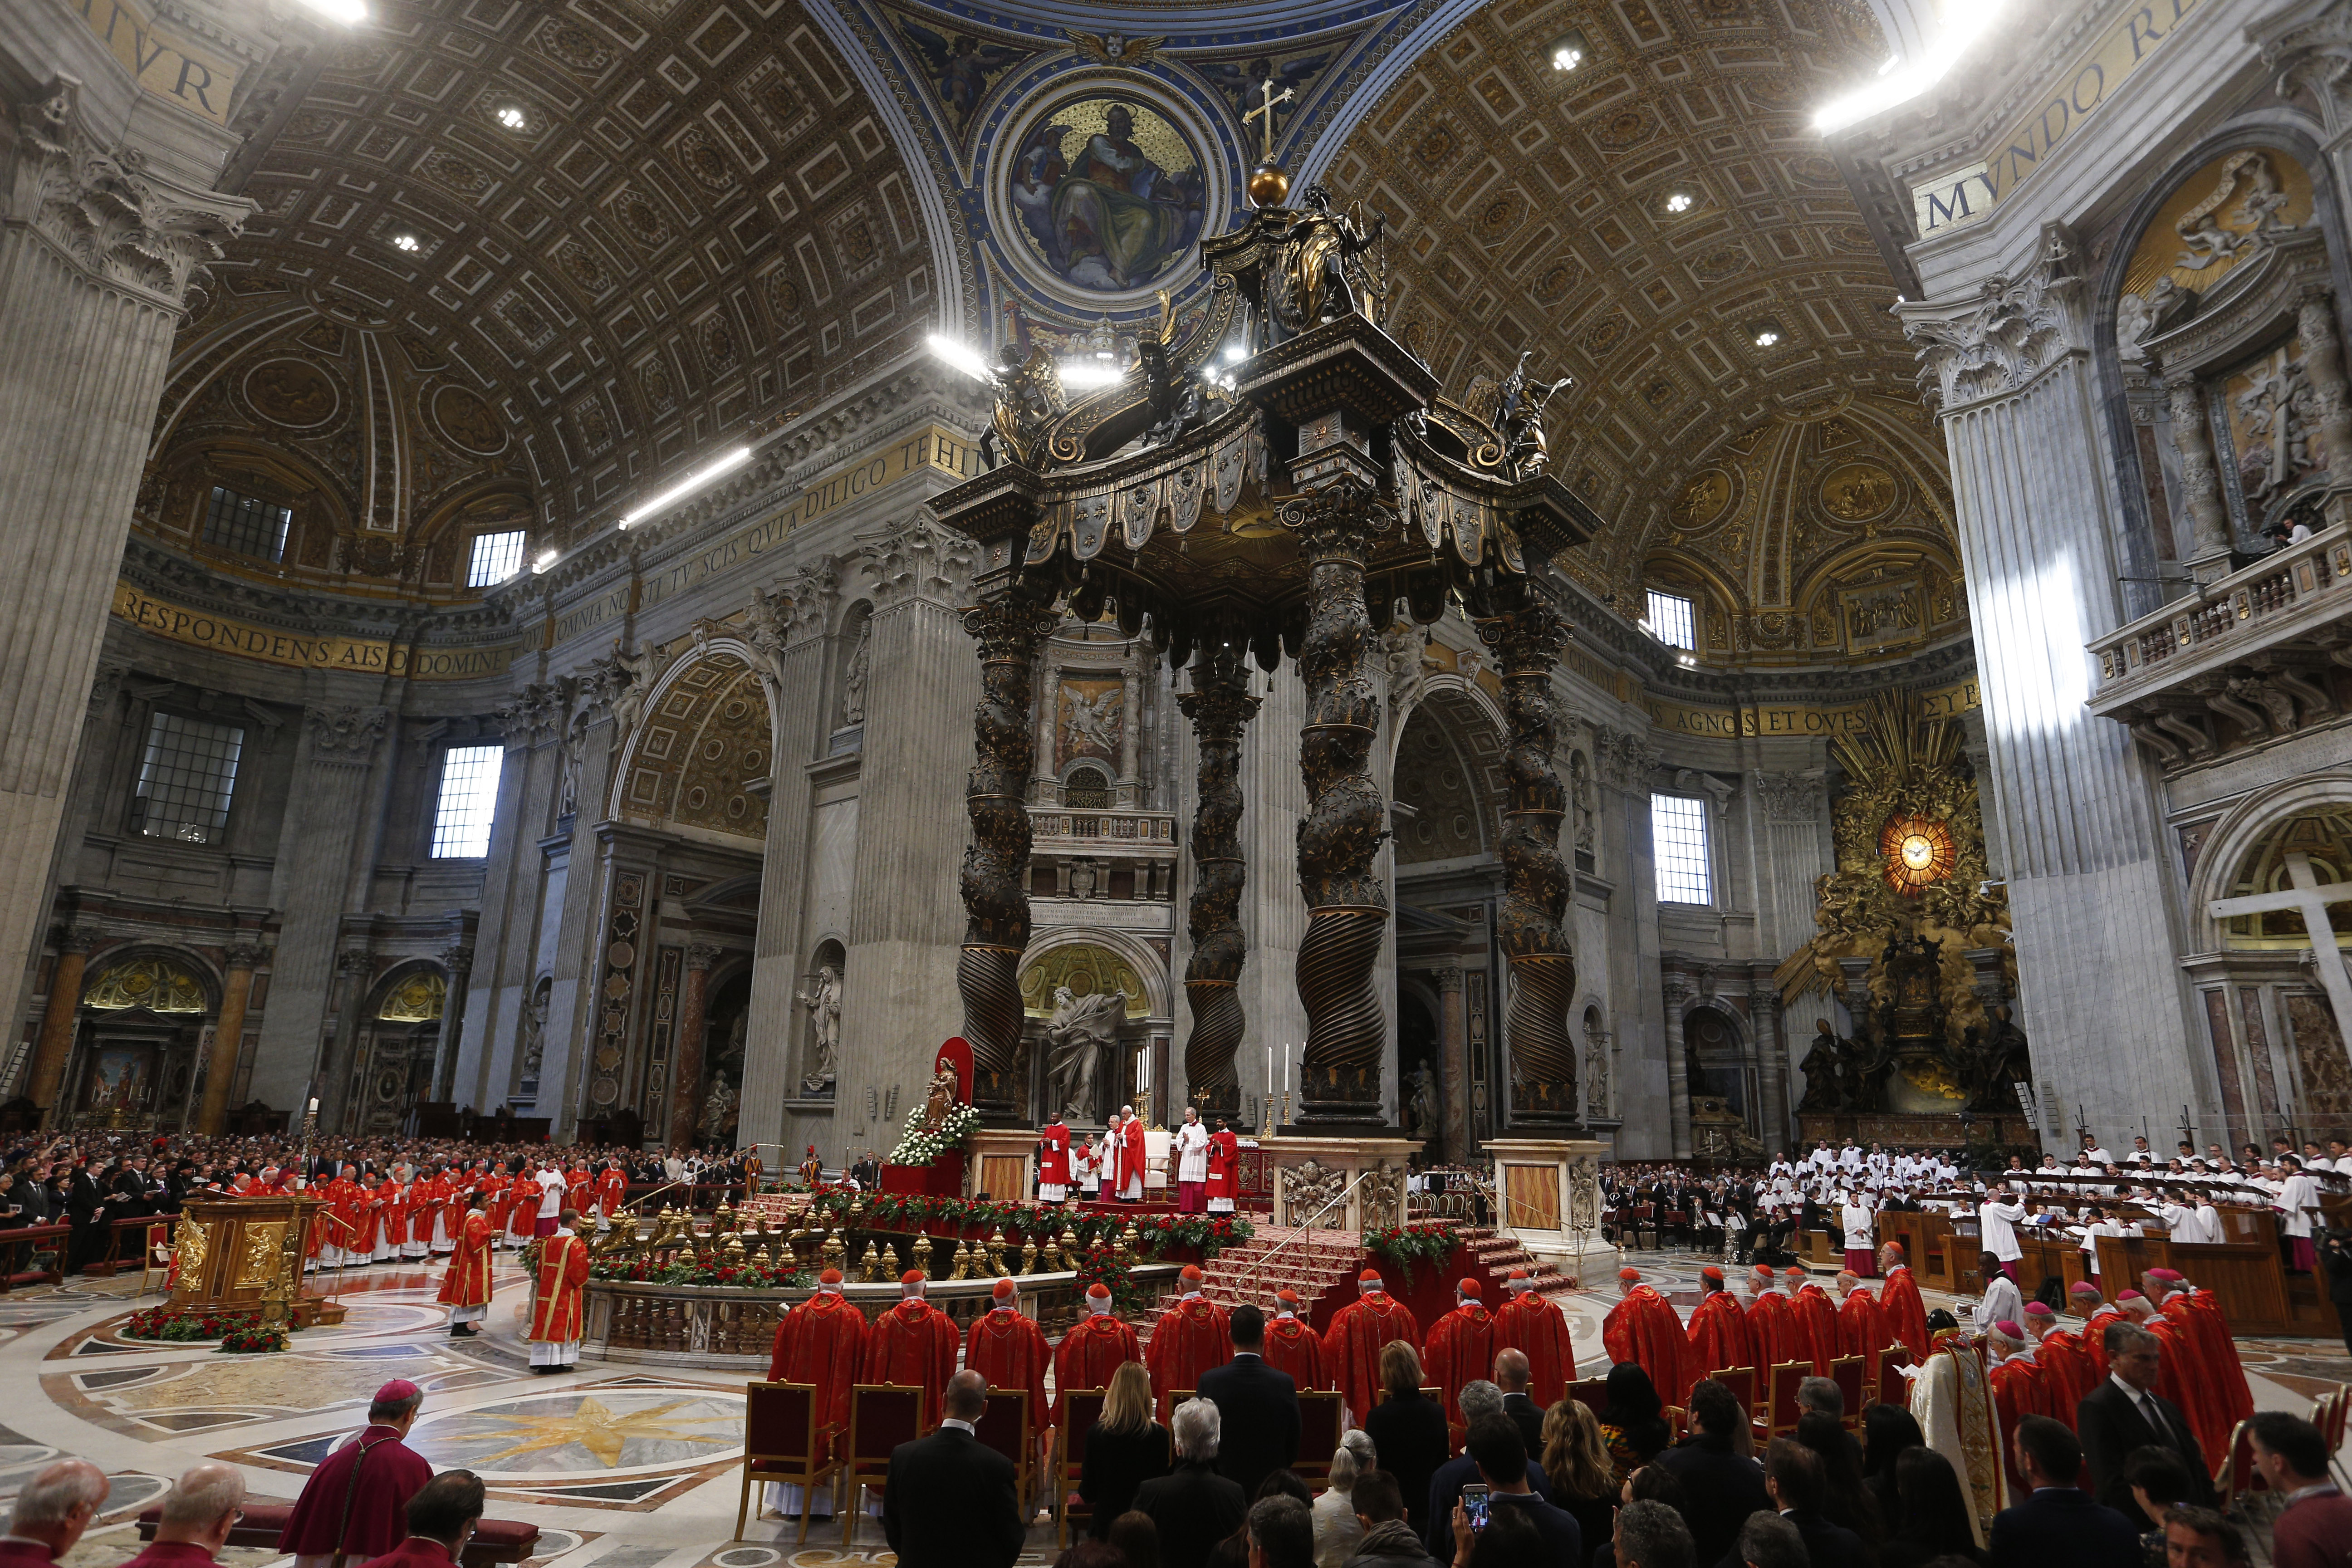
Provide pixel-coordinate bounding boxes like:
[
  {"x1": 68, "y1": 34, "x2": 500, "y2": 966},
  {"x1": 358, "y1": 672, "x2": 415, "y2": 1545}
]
[
  {"x1": 121, "y1": 1305, "x2": 291, "y2": 1353},
  {"x1": 1362, "y1": 1221, "x2": 1457, "y2": 1288}
]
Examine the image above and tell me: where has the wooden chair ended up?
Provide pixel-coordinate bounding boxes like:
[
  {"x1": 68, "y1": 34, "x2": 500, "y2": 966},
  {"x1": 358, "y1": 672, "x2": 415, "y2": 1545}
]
[
  {"x1": 1376, "y1": 1386, "x2": 1447, "y2": 1405},
  {"x1": 1154, "y1": 1387, "x2": 1197, "y2": 1426},
  {"x1": 1294, "y1": 1390, "x2": 1343, "y2": 1485},
  {"x1": 1828, "y1": 1356, "x2": 1865, "y2": 1428},
  {"x1": 138, "y1": 1221, "x2": 173, "y2": 1296},
  {"x1": 843, "y1": 1384, "x2": 925, "y2": 1545},
  {"x1": 1055, "y1": 1388, "x2": 1107, "y2": 1548},
  {"x1": 1568, "y1": 1377, "x2": 1609, "y2": 1414},
  {"x1": 974, "y1": 1389, "x2": 1031, "y2": 1510},
  {"x1": 1665, "y1": 1404, "x2": 1687, "y2": 1439},
  {"x1": 2311, "y1": 1386, "x2": 2351, "y2": 1488},
  {"x1": 736, "y1": 1380, "x2": 841, "y2": 1545},
  {"x1": 1765, "y1": 1360, "x2": 1809, "y2": 1438},
  {"x1": 1706, "y1": 1366, "x2": 1758, "y2": 1416},
  {"x1": 2213, "y1": 1419, "x2": 2268, "y2": 1504}
]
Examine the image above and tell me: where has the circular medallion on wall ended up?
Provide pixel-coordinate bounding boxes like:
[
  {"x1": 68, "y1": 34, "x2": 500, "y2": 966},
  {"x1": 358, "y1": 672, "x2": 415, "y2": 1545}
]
[
  {"x1": 1818, "y1": 461, "x2": 1898, "y2": 523},
  {"x1": 1878, "y1": 812, "x2": 1955, "y2": 892},
  {"x1": 242, "y1": 358, "x2": 341, "y2": 429},
  {"x1": 431, "y1": 384, "x2": 508, "y2": 456},
  {"x1": 992, "y1": 86, "x2": 1217, "y2": 305},
  {"x1": 1673, "y1": 469, "x2": 1735, "y2": 531}
]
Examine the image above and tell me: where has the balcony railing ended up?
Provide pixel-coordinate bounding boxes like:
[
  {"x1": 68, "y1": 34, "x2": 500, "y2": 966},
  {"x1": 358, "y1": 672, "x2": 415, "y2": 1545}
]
[
  {"x1": 1029, "y1": 808, "x2": 1178, "y2": 848},
  {"x1": 2087, "y1": 521, "x2": 2352, "y2": 766}
]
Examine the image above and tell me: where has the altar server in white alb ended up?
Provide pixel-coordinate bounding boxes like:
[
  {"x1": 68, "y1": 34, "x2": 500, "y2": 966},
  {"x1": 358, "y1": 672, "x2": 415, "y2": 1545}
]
[{"x1": 1172, "y1": 1107, "x2": 1210, "y2": 1214}]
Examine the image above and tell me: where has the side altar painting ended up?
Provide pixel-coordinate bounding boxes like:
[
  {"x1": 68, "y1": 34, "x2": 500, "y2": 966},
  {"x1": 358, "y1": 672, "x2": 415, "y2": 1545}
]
[{"x1": 1774, "y1": 690, "x2": 2032, "y2": 1143}]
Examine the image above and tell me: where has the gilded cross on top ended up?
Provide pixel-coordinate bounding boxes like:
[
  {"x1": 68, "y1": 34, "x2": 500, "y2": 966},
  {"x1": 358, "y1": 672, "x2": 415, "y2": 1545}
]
[{"x1": 1245, "y1": 76, "x2": 1293, "y2": 162}]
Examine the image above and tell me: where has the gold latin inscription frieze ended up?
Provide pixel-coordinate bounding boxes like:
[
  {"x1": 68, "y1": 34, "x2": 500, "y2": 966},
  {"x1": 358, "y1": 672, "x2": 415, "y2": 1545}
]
[
  {"x1": 112, "y1": 584, "x2": 514, "y2": 681},
  {"x1": 69, "y1": 0, "x2": 245, "y2": 127},
  {"x1": 1646, "y1": 677, "x2": 1979, "y2": 740}
]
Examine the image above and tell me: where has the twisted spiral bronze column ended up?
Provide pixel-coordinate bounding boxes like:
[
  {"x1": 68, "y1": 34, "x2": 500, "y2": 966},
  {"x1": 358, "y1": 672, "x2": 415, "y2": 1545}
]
[
  {"x1": 1177, "y1": 640, "x2": 1259, "y2": 1120},
  {"x1": 1478, "y1": 583, "x2": 1582, "y2": 1128},
  {"x1": 1288, "y1": 475, "x2": 1391, "y2": 1124},
  {"x1": 958, "y1": 588, "x2": 1059, "y2": 1120}
]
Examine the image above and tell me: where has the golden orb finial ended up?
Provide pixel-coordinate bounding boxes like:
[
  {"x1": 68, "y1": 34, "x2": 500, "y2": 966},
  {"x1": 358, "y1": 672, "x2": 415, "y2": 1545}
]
[{"x1": 1248, "y1": 159, "x2": 1292, "y2": 210}]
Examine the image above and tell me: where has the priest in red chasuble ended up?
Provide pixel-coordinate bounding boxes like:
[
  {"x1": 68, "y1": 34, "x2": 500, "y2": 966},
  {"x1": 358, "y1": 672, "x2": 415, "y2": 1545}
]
[
  {"x1": 764, "y1": 1269, "x2": 869, "y2": 1521},
  {"x1": 1037, "y1": 1120, "x2": 1071, "y2": 1203},
  {"x1": 1877, "y1": 1244, "x2": 1930, "y2": 1359},
  {"x1": 1744, "y1": 1268, "x2": 1798, "y2": 1373},
  {"x1": 862, "y1": 1271, "x2": 960, "y2": 1430},
  {"x1": 965, "y1": 1278, "x2": 1053, "y2": 1442},
  {"x1": 1324, "y1": 1269, "x2": 1422, "y2": 1425},
  {"x1": 1423, "y1": 1278, "x2": 1503, "y2": 1434},
  {"x1": 1494, "y1": 1270, "x2": 1575, "y2": 1407},
  {"x1": 1053, "y1": 1283, "x2": 1143, "y2": 1424},
  {"x1": 436, "y1": 1193, "x2": 495, "y2": 1338},
  {"x1": 375, "y1": 1176, "x2": 407, "y2": 1264},
  {"x1": 1147, "y1": 1265, "x2": 1231, "y2": 1398},
  {"x1": 1121, "y1": 1111, "x2": 1147, "y2": 1201},
  {"x1": 1684, "y1": 1266, "x2": 1752, "y2": 1392},
  {"x1": 281, "y1": 1380, "x2": 433, "y2": 1568},
  {"x1": 526, "y1": 1210, "x2": 592, "y2": 1372},
  {"x1": 1263, "y1": 1289, "x2": 1330, "y2": 1390},
  {"x1": 1205, "y1": 1119, "x2": 1240, "y2": 1214},
  {"x1": 1602, "y1": 1268, "x2": 1689, "y2": 1405},
  {"x1": 1787, "y1": 1269, "x2": 1842, "y2": 1375}
]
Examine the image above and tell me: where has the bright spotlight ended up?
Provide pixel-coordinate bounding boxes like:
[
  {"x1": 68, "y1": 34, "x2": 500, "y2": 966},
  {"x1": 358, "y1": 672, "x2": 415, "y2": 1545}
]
[
  {"x1": 926, "y1": 333, "x2": 993, "y2": 381},
  {"x1": 617, "y1": 446, "x2": 752, "y2": 530}
]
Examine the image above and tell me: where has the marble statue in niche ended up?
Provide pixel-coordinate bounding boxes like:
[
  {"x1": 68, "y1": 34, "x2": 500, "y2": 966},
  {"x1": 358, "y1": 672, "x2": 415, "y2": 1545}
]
[
  {"x1": 1044, "y1": 983, "x2": 1128, "y2": 1122},
  {"x1": 796, "y1": 964, "x2": 842, "y2": 1094},
  {"x1": 1569, "y1": 750, "x2": 1596, "y2": 853},
  {"x1": 839, "y1": 620, "x2": 870, "y2": 726},
  {"x1": 1404, "y1": 1062, "x2": 1438, "y2": 1144}
]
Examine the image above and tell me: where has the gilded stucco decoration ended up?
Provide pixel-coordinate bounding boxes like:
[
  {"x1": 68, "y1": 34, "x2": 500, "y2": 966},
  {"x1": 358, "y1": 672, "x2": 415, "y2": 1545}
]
[
  {"x1": 84, "y1": 956, "x2": 209, "y2": 1014},
  {"x1": 136, "y1": 0, "x2": 940, "y2": 572},
  {"x1": 376, "y1": 970, "x2": 448, "y2": 1024},
  {"x1": 614, "y1": 650, "x2": 775, "y2": 843},
  {"x1": 1019, "y1": 943, "x2": 1150, "y2": 1019},
  {"x1": 1323, "y1": 1, "x2": 1961, "y2": 667}
]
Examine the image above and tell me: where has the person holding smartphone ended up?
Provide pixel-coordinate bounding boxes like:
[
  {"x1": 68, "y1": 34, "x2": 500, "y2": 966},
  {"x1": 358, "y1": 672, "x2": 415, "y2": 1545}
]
[{"x1": 1442, "y1": 1416, "x2": 1581, "y2": 1567}]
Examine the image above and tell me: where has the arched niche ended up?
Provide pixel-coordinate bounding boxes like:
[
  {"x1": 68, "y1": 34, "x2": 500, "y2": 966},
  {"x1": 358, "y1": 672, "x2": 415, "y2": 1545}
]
[
  {"x1": 1018, "y1": 931, "x2": 1168, "y2": 1125},
  {"x1": 348, "y1": 960, "x2": 451, "y2": 1136},
  {"x1": 1390, "y1": 682, "x2": 1508, "y2": 867},
  {"x1": 608, "y1": 639, "x2": 775, "y2": 844},
  {"x1": 66, "y1": 948, "x2": 221, "y2": 1129}
]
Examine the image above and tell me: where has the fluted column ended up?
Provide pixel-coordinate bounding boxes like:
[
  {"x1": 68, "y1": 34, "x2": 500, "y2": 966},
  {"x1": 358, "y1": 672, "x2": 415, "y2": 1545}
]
[
  {"x1": 253, "y1": 705, "x2": 392, "y2": 1120},
  {"x1": 461, "y1": 683, "x2": 563, "y2": 1113},
  {"x1": 196, "y1": 943, "x2": 265, "y2": 1134},
  {"x1": 957, "y1": 583, "x2": 1059, "y2": 1119},
  {"x1": 1660, "y1": 971, "x2": 1693, "y2": 1160},
  {"x1": 1479, "y1": 585, "x2": 1581, "y2": 1129},
  {"x1": 1177, "y1": 639, "x2": 1259, "y2": 1121},
  {"x1": 1748, "y1": 964, "x2": 1788, "y2": 1155},
  {"x1": 1436, "y1": 965, "x2": 1469, "y2": 1162},
  {"x1": 27, "y1": 925, "x2": 98, "y2": 1119},
  {"x1": 1288, "y1": 477, "x2": 1390, "y2": 1125},
  {"x1": 740, "y1": 564, "x2": 837, "y2": 1157},
  {"x1": 0, "y1": 81, "x2": 258, "y2": 1003},
  {"x1": 2297, "y1": 288, "x2": 2352, "y2": 506},
  {"x1": 431, "y1": 946, "x2": 472, "y2": 1103},
  {"x1": 321, "y1": 949, "x2": 377, "y2": 1130},
  {"x1": 668, "y1": 944, "x2": 721, "y2": 1147},
  {"x1": 2162, "y1": 368, "x2": 2233, "y2": 575}
]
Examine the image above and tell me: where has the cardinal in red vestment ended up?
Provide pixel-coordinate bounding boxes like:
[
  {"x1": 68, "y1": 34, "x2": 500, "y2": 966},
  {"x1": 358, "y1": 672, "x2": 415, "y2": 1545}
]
[
  {"x1": 1147, "y1": 1266, "x2": 1231, "y2": 1399},
  {"x1": 1423, "y1": 1279, "x2": 1503, "y2": 1435},
  {"x1": 1054, "y1": 1284, "x2": 1143, "y2": 1425},
  {"x1": 281, "y1": 1379, "x2": 433, "y2": 1568},
  {"x1": 593, "y1": 1164, "x2": 628, "y2": 1222},
  {"x1": 2033, "y1": 1318, "x2": 2092, "y2": 1427},
  {"x1": 1120, "y1": 1114, "x2": 1147, "y2": 1201},
  {"x1": 1264, "y1": 1289, "x2": 1330, "y2": 1390},
  {"x1": 1787, "y1": 1272, "x2": 1842, "y2": 1375},
  {"x1": 1037, "y1": 1121, "x2": 1072, "y2": 1202},
  {"x1": 526, "y1": 1217, "x2": 591, "y2": 1371},
  {"x1": 2126, "y1": 1294, "x2": 2225, "y2": 1462},
  {"x1": 765, "y1": 1269, "x2": 869, "y2": 1519},
  {"x1": 1744, "y1": 1269, "x2": 1798, "y2": 1373},
  {"x1": 1984, "y1": 1325, "x2": 2052, "y2": 1495},
  {"x1": 436, "y1": 1196, "x2": 495, "y2": 1337},
  {"x1": 2154, "y1": 1273, "x2": 2251, "y2": 1451},
  {"x1": 1324, "y1": 1270, "x2": 1422, "y2": 1424},
  {"x1": 1494, "y1": 1271, "x2": 1576, "y2": 1407},
  {"x1": 863, "y1": 1272, "x2": 960, "y2": 1430},
  {"x1": 2081, "y1": 1299, "x2": 2126, "y2": 1384},
  {"x1": 966, "y1": 1279, "x2": 1053, "y2": 1444},
  {"x1": 1602, "y1": 1269, "x2": 1689, "y2": 1405},
  {"x1": 1835, "y1": 1272, "x2": 1888, "y2": 1359},
  {"x1": 1876, "y1": 1245, "x2": 1930, "y2": 1359},
  {"x1": 1684, "y1": 1267, "x2": 1753, "y2": 1393},
  {"x1": 375, "y1": 1178, "x2": 407, "y2": 1264}
]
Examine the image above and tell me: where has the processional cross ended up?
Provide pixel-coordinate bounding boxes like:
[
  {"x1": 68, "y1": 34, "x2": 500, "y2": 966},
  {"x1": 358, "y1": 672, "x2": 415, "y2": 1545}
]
[
  {"x1": 2207, "y1": 849, "x2": 2352, "y2": 1036},
  {"x1": 1245, "y1": 75, "x2": 1293, "y2": 161}
]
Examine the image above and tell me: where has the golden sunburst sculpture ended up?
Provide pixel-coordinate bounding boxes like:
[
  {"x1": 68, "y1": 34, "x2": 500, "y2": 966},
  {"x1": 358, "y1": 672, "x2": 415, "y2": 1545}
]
[
  {"x1": 437, "y1": 1396, "x2": 738, "y2": 1469},
  {"x1": 1879, "y1": 812, "x2": 1955, "y2": 892}
]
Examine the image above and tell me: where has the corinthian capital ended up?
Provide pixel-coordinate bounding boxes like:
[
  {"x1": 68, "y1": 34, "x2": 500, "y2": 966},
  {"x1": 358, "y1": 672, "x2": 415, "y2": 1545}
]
[
  {"x1": 5, "y1": 82, "x2": 253, "y2": 312},
  {"x1": 1898, "y1": 222, "x2": 2084, "y2": 411},
  {"x1": 305, "y1": 705, "x2": 391, "y2": 764},
  {"x1": 860, "y1": 514, "x2": 975, "y2": 610}
]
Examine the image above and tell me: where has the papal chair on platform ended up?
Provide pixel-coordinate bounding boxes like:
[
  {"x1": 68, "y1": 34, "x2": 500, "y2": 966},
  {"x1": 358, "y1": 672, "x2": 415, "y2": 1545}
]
[
  {"x1": 736, "y1": 1380, "x2": 841, "y2": 1545},
  {"x1": 843, "y1": 1383, "x2": 925, "y2": 1546}
]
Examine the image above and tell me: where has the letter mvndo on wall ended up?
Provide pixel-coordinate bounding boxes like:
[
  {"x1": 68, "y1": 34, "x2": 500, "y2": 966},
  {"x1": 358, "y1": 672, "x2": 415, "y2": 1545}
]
[
  {"x1": 71, "y1": 0, "x2": 246, "y2": 126},
  {"x1": 1910, "y1": 0, "x2": 2203, "y2": 238}
]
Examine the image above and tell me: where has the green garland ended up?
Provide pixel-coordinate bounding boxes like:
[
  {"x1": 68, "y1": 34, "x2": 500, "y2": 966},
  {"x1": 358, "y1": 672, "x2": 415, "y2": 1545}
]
[
  {"x1": 591, "y1": 1256, "x2": 810, "y2": 1288},
  {"x1": 121, "y1": 1305, "x2": 292, "y2": 1354},
  {"x1": 887, "y1": 1104, "x2": 980, "y2": 1166},
  {"x1": 1362, "y1": 1221, "x2": 1457, "y2": 1289}
]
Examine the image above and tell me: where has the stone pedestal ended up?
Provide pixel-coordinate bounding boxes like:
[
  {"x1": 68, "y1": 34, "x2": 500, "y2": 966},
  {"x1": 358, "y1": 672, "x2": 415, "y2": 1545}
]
[
  {"x1": 967, "y1": 1127, "x2": 1037, "y2": 1202},
  {"x1": 1487, "y1": 1137, "x2": 1608, "y2": 1274},
  {"x1": 1263, "y1": 1134, "x2": 1419, "y2": 1231}
]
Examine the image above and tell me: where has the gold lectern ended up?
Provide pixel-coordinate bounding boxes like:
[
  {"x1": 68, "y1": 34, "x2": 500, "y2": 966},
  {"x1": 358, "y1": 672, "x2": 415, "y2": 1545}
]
[{"x1": 170, "y1": 1197, "x2": 342, "y2": 1325}]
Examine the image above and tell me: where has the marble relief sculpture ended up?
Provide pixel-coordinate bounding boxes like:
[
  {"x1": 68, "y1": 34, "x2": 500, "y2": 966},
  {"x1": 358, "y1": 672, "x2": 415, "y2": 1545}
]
[{"x1": 795, "y1": 965, "x2": 842, "y2": 1093}]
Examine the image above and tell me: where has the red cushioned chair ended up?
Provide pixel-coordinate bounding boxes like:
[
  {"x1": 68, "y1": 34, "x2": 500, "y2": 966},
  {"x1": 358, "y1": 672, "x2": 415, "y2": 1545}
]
[
  {"x1": 737, "y1": 1380, "x2": 840, "y2": 1544},
  {"x1": 1056, "y1": 1387, "x2": 1109, "y2": 1548},
  {"x1": 1707, "y1": 1365, "x2": 1758, "y2": 1414},
  {"x1": 843, "y1": 1383, "x2": 926, "y2": 1546},
  {"x1": 1569, "y1": 1377, "x2": 1609, "y2": 1414},
  {"x1": 1829, "y1": 1356, "x2": 1865, "y2": 1429},
  {"x1": 1155, "y1": 1387, "x2": 1198, "y2": 1426},
  {"x1": 1294, "y1": 1390, "x2": 1343, "y2": 1485},
  {"x1": 1875, "y1": 1346, "x2": 1912, "y2": 1408},
  {"x1": 1766, "y1": 1360, "x2": 1809, "y2": 1438},
  {"x1": 975, "y1": 1387, "x2": 1032, "y2": 1510}
]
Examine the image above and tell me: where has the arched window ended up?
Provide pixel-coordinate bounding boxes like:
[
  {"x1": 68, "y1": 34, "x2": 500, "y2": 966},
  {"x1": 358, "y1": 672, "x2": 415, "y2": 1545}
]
[{"x1": 1063, "y1": 766, "x2": 1111, "y2": 808}]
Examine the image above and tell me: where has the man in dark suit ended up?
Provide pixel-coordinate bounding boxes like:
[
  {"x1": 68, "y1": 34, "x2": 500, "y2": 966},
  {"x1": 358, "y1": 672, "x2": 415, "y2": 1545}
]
[
  {"x1": 880, "y1": 1370, "x2": 1024, "y2": 1568},
  {"x1": 1494, "y1": 1348, "x2": 1545, "y2": 1459},
  {"x1": 1987, "y1": 1415, "x2": 2141, "y2": 1568},
  {"x1": 1196, "y1": 1304, "x2": 1299, "y2": 1500},
  {"x1": 1658, "y1": 1378, "x2": 1773, "y2": 1568},
  {"x1": 1134, "y1": 1395, "x2": 1248, "y2": 1568},
  {"x1": 2076, "y1": 1322, "x2": 2213, "y2": 1526},
  {"x1": 1716, "y1": 1440, "x2": 1866, "y2": 1568}
]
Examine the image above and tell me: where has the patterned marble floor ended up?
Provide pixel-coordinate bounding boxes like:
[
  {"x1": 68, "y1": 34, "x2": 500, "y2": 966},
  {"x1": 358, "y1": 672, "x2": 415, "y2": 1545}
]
[{"x1": 0, "y1": 1248, "x2": 2339, "y2": 1568}]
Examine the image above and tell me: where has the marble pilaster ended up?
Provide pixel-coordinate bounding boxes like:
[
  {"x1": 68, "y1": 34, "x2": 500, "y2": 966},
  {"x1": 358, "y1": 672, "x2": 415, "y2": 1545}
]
[{"x1": 459, "y1": 683, "x2": 564, "y2": 1113}]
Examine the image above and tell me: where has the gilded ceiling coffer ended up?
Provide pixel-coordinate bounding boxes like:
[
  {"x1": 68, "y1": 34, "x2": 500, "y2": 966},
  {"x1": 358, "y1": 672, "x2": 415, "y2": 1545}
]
[{"x1": 933, "y1": 156, "x2": 1602, "y2": 1132}]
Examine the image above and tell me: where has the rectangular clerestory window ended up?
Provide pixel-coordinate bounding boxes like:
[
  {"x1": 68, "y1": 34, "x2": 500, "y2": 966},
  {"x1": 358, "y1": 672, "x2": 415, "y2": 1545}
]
[
  {"x1": 466, "y1": 530, "x2": 528, "y2": 587},
  {"x1": 202, "y1": 486, "x2": 292, "y2": 564},
  {"x1": 1650, "y1": 792, "x2": 1713, "y2": 904},
  {"x1": 1644, "y1": 589, "x2": 1696, "y2": 650},
  {"x1": 132, "y1": 712, "x2": 245, "y2": 844},
  {"x1": 431, "y1": 744, "x2": 504, "y2": 858}
]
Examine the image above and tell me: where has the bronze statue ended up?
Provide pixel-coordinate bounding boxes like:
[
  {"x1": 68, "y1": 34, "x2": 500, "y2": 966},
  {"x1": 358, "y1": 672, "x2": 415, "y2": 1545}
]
[
  {"x1": 1490, "y1": 351, "x2": 1573, "y2": 479},
  {"x1": 1798, "y1": 1018, "x2": 1849, "y2": 1111},
  {"x1": 979, "y1": 343, "x2": 1065, "y2": 469},
  {"x1": 1136, "y1": 289, "x2": 1206, "y2": 446},
  {"x1": 1274, "y1": 184, "x2": 1384, "y2": 333}
]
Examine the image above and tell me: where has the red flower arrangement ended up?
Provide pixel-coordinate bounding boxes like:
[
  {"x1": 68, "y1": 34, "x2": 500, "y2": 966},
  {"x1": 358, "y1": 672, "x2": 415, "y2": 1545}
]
[{"x1": 121, "y1": 1305, "x2": 291, "y2": 1353}]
